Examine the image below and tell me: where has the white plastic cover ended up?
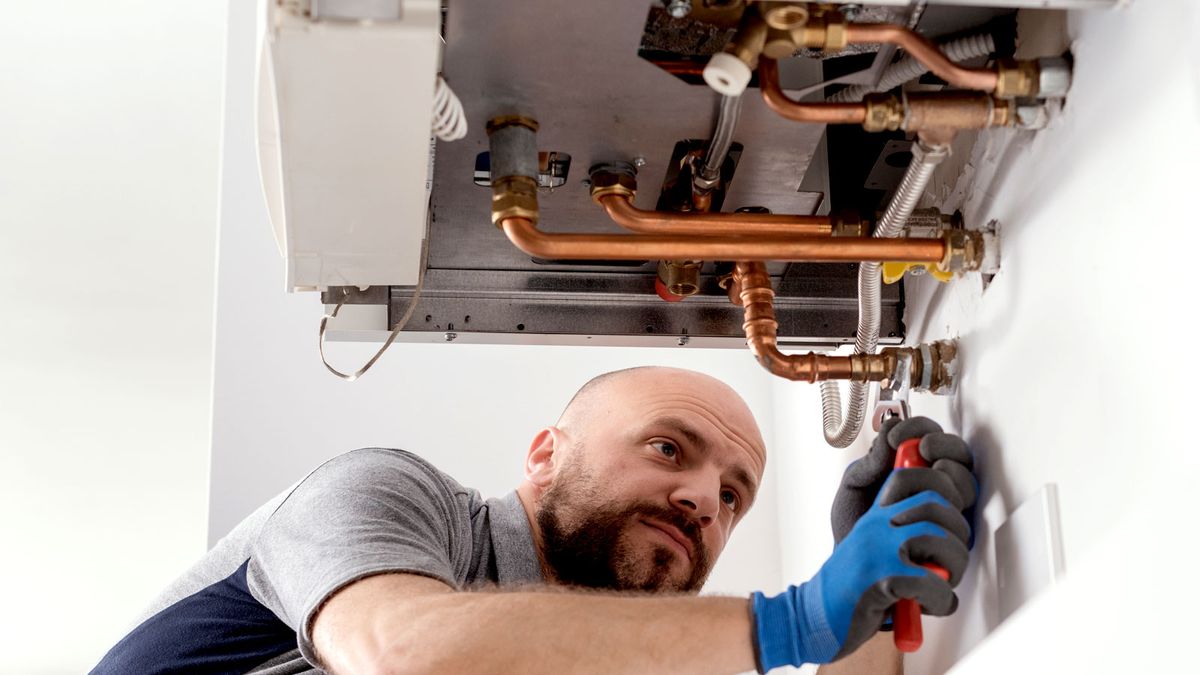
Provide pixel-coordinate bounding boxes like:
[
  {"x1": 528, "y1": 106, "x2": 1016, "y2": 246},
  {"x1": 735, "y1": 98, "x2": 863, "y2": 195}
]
[{"x1": 256, "y1": 0, "x2": 440, "y2": 291}]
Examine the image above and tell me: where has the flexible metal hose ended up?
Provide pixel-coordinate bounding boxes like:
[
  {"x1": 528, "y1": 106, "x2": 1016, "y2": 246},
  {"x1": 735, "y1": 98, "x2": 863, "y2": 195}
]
[
  {"x1": 820, "y1": 141, "x2": 950, "y2": 447},
  {"x1": 828, "y1": 33, "x2": 996, "y2": 103},
  {"x1": 699, "y1": 94, "x2": 743, "y2": 184}
]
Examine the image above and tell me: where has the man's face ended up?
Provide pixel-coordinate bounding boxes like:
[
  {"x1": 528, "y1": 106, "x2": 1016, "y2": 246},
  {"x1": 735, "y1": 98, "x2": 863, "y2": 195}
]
[{"x1": 534, "y1": 369, "x2": 766, "y2": 593}]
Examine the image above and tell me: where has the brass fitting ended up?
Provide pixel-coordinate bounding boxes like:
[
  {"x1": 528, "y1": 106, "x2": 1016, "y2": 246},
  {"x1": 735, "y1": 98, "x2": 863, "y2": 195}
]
[
  {"x1": 882, "y1": 340, "x2": 958, "y2": 394},
  {"x1": 848, "y1": 351, "x2": 897, "y2": 383},
  {"x1": 588, "y1": 171, "x2": 638, "y2": 205},
  {"x1": 862, "y1": 93, "x2": 904, "y2": 132},
  {"x1": 937, "y1": 229, "x2": 985, "y2": 275},
  {"x1": 487, "y1": 114, "x2": 541, "y2": 225},
  {"x1": 658, "y1": 259, "x2": 703, "y2": 297},
  {"x1": 491, "y1": 176, "x2": 539, "y2": 226},
  {"x1": 832, "y1": 214, "x2": 867, "y2": 238},
  {"x1": 761, "y1": 2, "x2": 809, "y2": 30},
  {"x1": 794, "y1": 6, "x2": 848, "y2": 51},
  {"x1": 762, "y1": 26, "x2": 799, "y2": 59},
  {"x1": 485, "y1": 115, "x2": 539, "y2": 134},
  {"x1": 726, "y1": 7, "x2": 769, "y2": 69},
  {"x1": 994, "y1": 59, "x2": 1040, "y2": 98}
]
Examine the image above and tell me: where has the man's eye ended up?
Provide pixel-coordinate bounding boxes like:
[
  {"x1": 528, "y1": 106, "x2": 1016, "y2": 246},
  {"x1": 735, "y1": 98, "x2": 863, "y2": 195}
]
[
  {"x1": 721, "y1": 490, "x2": 739, "y2": 512},
  {"x1": 652, "y1": 441, "x2": 678, "y2": 459}
]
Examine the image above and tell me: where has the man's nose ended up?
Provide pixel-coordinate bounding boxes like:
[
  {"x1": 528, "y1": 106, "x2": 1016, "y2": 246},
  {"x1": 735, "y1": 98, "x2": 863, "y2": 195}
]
[{"x1": 670, "y1": 474, "x2": 720, "y2": 528}]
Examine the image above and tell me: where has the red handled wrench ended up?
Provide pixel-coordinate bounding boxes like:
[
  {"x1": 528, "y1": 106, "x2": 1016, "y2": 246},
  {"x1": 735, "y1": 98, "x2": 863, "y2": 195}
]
[{"x1": 892, "y1": 437, "x2": 951, "y2": 652}]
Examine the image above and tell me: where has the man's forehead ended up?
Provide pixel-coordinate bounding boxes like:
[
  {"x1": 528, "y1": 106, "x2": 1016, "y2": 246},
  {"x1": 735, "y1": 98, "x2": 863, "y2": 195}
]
[{"x1": 575, "y1": 367, "x2": 767, "y2": 475}]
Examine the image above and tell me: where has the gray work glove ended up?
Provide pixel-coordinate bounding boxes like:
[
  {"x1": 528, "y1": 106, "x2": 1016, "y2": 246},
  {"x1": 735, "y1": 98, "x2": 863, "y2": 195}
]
[{"x1": 830, "y1": 416, "x2": 977, "y2": 544}]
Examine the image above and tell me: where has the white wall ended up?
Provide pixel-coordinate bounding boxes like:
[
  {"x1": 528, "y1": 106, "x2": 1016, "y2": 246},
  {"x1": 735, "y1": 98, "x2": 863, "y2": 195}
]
[
  {"x1": 0, "y1": 2, "x2": 226, "y2": 673},
  {"x1": 208, "y1": 0, "x2": 784, "y2": 599},
  {"x1": 773, "y1": 2, "x2": 1199, "y2": 672}
]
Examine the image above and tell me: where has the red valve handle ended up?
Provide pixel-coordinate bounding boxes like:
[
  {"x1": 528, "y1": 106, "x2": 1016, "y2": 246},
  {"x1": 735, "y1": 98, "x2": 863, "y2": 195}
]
[{"x1": 892, "y1": 437, "x2": 950, "y2": 652}]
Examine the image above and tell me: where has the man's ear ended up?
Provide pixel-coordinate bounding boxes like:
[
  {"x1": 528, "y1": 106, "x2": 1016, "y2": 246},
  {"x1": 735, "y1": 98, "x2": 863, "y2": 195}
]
[{"x1": 525, "y1": 426, "x2": 566, "y2": 489}]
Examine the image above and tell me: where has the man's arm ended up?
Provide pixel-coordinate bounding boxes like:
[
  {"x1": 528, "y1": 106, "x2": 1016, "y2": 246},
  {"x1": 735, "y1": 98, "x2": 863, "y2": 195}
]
[
  {"x1": 313, "y1": 572, "x2": 756, "y2": 675},
  {"x1": 818, "y1": 632, "x2": 902, "y2": 675}
]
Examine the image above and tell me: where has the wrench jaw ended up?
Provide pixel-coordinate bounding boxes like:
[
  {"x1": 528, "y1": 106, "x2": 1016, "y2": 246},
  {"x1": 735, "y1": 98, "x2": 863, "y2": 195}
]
[{"x1": 873, "y1": 347, "x2": 912, "y2": 432}]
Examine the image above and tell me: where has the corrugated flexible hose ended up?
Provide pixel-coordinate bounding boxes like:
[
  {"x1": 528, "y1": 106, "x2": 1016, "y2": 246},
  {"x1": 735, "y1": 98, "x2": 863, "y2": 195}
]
[{"x1": 820, "y1": 141, "x2": 950, "y2": 447}]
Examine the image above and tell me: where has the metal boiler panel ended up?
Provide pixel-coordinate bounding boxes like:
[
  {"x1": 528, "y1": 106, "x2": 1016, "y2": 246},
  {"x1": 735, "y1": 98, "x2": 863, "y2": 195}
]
[{"x1": 325, "y1": 1, "x2": 904, "y2": 349}]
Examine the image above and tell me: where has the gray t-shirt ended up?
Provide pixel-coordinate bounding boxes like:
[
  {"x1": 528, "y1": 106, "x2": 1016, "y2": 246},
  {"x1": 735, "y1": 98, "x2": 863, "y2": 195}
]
[{"x1": 91, "y1": 448, "x2": 543, "y2": 674}]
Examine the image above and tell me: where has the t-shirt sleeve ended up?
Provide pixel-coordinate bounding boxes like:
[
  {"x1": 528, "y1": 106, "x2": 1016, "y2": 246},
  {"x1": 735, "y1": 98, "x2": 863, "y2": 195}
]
[{"x1": 245, "y1": 448, "x2": 471, "y2": 664}]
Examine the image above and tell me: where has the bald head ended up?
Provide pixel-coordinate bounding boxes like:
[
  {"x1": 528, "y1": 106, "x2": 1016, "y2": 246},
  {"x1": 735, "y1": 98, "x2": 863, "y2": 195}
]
[{"x1": 555, "y1": 366, "x2": 766, "y2": 475}]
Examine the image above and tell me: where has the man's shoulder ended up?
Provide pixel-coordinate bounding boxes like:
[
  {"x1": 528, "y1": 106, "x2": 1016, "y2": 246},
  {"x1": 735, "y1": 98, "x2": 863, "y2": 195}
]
[
  {"x1": 320, "y1": 447, "x2": 469, "y2": 491},
  {"x1": 301, "y1": 447, "x2": 483, "y2": 518}
]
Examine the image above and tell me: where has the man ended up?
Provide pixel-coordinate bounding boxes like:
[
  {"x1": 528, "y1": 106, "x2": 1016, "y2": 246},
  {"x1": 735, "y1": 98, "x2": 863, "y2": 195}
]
[{"x1": 94, "y1": 366, "x2": 975, "y2": 674}]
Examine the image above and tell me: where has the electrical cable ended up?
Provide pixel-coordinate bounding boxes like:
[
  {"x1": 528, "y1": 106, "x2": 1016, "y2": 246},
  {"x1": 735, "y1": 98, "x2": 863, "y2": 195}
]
[
  {"x1": 318, "y1": 204, "x2": 431, "y2": 381},
  {"x1": 431, "y1": 75, "x2": 468, "y2": 141}
]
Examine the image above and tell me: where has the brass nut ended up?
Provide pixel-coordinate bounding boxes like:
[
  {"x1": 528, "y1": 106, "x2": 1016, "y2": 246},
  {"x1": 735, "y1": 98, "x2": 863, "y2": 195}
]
[
  {"x1": 491, "y1": 176, "x2": 538, "y2": 226},
  {"x1": 924, "y1": 339, "x2": 959, "y2": 395},
  {"x1": 823, "y1": 16, "x2": 848, "y2": 51},
  {"x1": 938, "y1": 229, "x2": 984, "y2": 274},
  {"x1": 761, "y1": 2, "x2": 809, "y2": 30},
  {"x1": 795, "y1": 14, "x2": 827, "y2": 49},
  {"x1": 994, "y1": 59, "x2": 1040, "y2": 98},
  {"x1": 588, "y1": 171, "x2": 638, "y2": 204},
  {"x1": 862, "y1": 94, "x2": 904, "y2": 133},
  {"x1": 485, "y1": 115, "x2": 539, "y2": 135}
]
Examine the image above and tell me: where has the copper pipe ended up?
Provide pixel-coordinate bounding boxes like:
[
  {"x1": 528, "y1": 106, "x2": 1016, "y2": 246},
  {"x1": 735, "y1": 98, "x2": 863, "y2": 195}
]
[
  {"x1": 759, "y1": 59, "x2": 868, "y2": 124},
  {"x1": 499, "y1": 217, "x2": 944, "y2": 263},
  {"x1": 598, "y1": 194, "x2": 834, "y2": 237},
  {"x1": 905, "y1": 91, "x2": 1006, "y2": 131},
  {"x1": 845, "y1": 24, "x2": 999, "y2": 93},
  {"x1": 733, "y1": 262, "x2": 895, "y2": 383}
]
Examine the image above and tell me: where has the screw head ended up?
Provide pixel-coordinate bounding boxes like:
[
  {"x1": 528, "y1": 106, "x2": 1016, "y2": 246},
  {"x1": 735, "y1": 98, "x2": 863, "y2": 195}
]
[
  {"x1": 444, "y1": 332, "x2": 457, "y2": 342},
  {"x1": 632, "y1": 156, "x2": 647, "y2": 169},
  {"x1": 677, "y1": 336, "x2": 690, "y2": 346},
  {"x1": 666, "y1": 0, "x2": 691, "y2": 19},
  {"x1": 840, "y1": 3, "x2": 863, "y2": 21}
]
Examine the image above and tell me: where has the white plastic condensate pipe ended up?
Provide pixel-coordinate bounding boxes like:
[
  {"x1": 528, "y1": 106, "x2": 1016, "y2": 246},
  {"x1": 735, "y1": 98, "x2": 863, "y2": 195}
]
[{"x1": 820, "y1": 140, "x2": 950, "y2": 447}]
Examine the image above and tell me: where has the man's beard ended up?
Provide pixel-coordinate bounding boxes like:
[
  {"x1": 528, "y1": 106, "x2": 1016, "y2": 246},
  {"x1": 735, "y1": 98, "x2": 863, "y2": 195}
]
[{"x1": 536, "y1": 460, "x2": 712, "y2": 593}]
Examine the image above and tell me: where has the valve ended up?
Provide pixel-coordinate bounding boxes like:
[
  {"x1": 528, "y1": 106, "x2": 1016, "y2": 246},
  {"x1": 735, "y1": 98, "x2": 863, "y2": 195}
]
[{"x1": 881, "y1": 261, "x2": 953, "y2": 285}]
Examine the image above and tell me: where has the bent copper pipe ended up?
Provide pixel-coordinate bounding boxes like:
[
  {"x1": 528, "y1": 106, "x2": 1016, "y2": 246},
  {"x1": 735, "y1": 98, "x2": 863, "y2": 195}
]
[
  {"x1": 733, "y1": 261, "x2": 894, "y2": 383},
  {"x1": 759, "y1": 59, "x2": 868, "y2": 124},
  {"x1": 598, "y1": 194, "x2": 834, "y2": 237},
  {"x1": 500, "y1": 217, "x2": 944, "y2": 263},
  {"x1": 845, "y1": 24, "x2": 999, "y2": 93}
]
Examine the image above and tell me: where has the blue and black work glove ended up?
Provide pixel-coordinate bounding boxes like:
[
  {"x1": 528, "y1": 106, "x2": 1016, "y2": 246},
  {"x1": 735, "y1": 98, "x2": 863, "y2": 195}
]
[
  {"x1": 748, "y1": 419, "x2": 978, "y2": 671},
  {"x1": 750, "y1": 478, "x2": 973, "y2": 669},
  {"x1": 831, "y1": 417, "x2": 976, "y2": 544}
]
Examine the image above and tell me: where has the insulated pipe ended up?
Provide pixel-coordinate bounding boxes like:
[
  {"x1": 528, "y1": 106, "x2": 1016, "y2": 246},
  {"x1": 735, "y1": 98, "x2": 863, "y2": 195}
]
[
  {"x1": 844, "y1": 23, "x2": 999, "y2": 93},
  {"x1": 498, "y1": 217, "x2": 945, "y2": 263},
  {"x1": 759, "y1": 59, "x2": 869, "y2": 124},
  {"x1": 820, "y1": 140, "x2": 951, "y2": 448},
  {"x1": 733, "y1": 261, "x2": 895, "y2": 383},
  {"x1": 598, "y1": 194, "x2": 834, "y2": 237}
]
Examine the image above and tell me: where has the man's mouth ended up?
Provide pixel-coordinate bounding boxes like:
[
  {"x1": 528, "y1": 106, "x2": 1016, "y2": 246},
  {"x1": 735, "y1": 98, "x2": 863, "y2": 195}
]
[{"x1": 639, "y1": 519, "x2": 694, "y2": 561}]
